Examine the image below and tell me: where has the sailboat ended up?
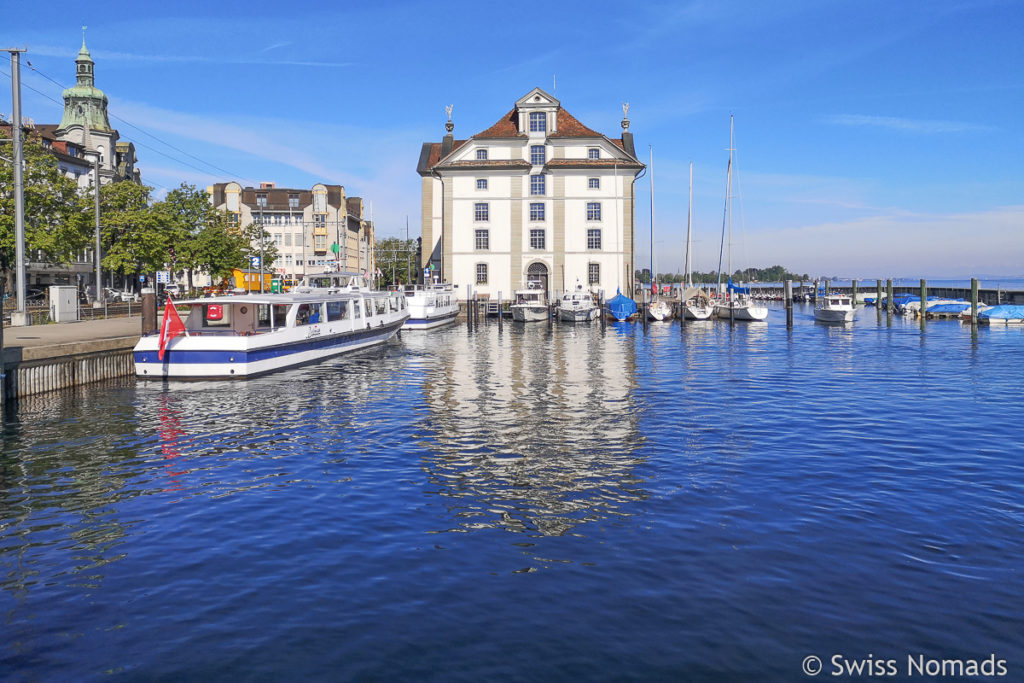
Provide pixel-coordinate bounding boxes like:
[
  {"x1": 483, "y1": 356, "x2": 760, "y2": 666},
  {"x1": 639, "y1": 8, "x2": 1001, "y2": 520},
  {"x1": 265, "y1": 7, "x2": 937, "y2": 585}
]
[
  {"x1": 646, "y1": 145, "x2": 673, "y2": 322},
  {"x1": 714, "y1": 116, "x2": 768, "y2": 322},
  {"x1": 681, "y1": 162, "x2": 713, "y2": 320}
]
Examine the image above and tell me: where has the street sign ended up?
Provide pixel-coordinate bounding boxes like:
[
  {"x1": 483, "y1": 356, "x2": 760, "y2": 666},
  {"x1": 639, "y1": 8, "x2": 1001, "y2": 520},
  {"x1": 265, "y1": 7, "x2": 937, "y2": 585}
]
[
  {"x1": 330, "y1": 242, "x2": 340, "y2": 254},
  {"x1": 156, "y1": 271, "x2": 169, "y2": 283},
  {"x1": 250, "y1": 256, "x2": 261, "y2": 269}
]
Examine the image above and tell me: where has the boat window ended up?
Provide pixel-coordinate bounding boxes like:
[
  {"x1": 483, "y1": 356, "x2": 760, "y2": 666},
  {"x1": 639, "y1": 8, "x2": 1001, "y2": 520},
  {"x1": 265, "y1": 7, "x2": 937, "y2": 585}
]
[
  {"x1": 364, "y1": 299, "x2": 374, "y2": 318},
  {"x1": 256, "y1": 304, "x2": 272, "y2": 328},
  {"x1": 353, "y1": 302, "x2": 361, "y2": 319},
  {"x1": 273, "y1": 305, "x2": 289, "y2": 328},
  {"x1": 376, "y1": 298, "x2": 387, "y2": 315},
  {"x1": 326, "y1": 300, "x2": 343, "y2": 321},
  {"x1": 296, "y1": 303, "x2": 322, "y2": 326},
  {"x1": 203, "y1": 304, "x2": 232, "y2": 328}
]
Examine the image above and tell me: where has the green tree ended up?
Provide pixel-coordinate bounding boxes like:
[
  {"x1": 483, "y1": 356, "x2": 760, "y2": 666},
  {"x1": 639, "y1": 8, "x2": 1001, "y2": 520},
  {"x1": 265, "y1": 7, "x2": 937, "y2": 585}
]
[
  {"x1": 154, "y1": 183, "x2": 243, "y2": 291},
  {"x1": 374, "y1": 237, "x2": 420, "y2": 286},
  {"x1": 99, "y1": 180, "x2": 166, "y2": 284},
  {"x1": 0, "y1": 128, "x2": 92, "y2": 290}
]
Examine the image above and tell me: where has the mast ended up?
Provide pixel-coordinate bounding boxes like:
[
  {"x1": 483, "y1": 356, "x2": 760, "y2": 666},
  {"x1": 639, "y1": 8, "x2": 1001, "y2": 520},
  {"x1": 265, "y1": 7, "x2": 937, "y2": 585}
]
[
  {"x1": 726, "y1": 115, "x2": 734, "y2": 294},
  {"x1": 685, "y1": 161, "x2": 693, "y2": 288},
  {"x1": 649, "y1": 145, "x2": 654, "y2": 289}
]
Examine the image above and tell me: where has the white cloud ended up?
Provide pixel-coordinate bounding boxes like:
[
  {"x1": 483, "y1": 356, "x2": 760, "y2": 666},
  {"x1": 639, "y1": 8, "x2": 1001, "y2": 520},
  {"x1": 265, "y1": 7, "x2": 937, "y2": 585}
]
[{"x1": 826, "y1": 114, "x2": 991, "y2": 134}]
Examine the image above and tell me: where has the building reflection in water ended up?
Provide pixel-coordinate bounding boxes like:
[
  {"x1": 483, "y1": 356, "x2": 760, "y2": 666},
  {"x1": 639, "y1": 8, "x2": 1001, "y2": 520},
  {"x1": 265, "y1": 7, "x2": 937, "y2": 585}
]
[{"x1": 410, "y1": 324, "x2": 648, "y2": 537}]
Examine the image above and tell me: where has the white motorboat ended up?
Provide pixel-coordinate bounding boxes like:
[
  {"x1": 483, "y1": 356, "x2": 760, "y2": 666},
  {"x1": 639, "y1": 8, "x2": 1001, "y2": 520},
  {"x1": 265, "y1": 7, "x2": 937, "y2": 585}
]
[
  {"x1": 558, "y1": 283, "x2": 600, "y2": 322},
  {"x1": 712, "y1": 116, "x2": 768, "y2": 323},
  {"x1": 647, "y1": 299, "x2": 673, "y2": 321},
  {"x1": 134, "y1": 273, "x2": 409, "y2": 379},
  {"x1": 814, "y1": 293, "x2": 855, "y2": 323},
  {"x1": 511, "y1": 283, "x2": 549, "y2": 322},
  {"x1": 401, "y1": 282, "x2": 459, "y2": 330}
]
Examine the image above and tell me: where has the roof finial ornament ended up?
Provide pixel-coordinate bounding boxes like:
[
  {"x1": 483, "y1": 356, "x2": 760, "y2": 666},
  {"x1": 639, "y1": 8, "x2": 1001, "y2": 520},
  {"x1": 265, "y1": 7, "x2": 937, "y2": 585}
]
[
  {"x1": 445, "y1": 104, "x2": 454, "y2": 133},
  {"x1": 82, "y1": 25, "x2": 87, "y2": 47},
  {"x1": 621, "y1": 102, "x2": 630, "y2": 131}
]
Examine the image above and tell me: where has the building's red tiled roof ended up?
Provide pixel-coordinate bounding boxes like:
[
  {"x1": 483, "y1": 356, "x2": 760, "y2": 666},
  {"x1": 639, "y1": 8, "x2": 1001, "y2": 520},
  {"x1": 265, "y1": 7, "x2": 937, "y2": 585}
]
[
  {"x1": 474, "y1": 109, "x2": 520, "y2": 138},
  {"x1": 424, "y1": 140, "x2": 469, "y2": 168},
  {"x1": 549, "y1": 109, "x2": 602, "y2": 138},
  {"x1": 440, "y1": 160, "x2": 532, "y2": 170}
]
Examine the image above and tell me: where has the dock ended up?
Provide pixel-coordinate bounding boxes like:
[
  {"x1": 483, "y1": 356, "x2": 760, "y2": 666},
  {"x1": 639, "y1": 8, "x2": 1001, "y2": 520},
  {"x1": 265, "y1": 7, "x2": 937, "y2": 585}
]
[{"x1": 1, "y1": 316, "x2": 141, "y2": 402}]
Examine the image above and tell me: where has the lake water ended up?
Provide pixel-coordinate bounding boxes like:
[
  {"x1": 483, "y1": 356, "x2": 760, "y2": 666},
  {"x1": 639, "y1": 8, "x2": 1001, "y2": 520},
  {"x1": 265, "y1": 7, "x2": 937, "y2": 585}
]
[{"x1": 2, "y1": 304, "x2": 1022, "y2": 681}]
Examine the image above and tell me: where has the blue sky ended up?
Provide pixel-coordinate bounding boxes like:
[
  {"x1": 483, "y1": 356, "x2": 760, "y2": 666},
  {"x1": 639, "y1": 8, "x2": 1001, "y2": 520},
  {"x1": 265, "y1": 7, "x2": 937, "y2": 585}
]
[{"x1": 3, "y1": 0, "x2": 1022, "y2": 278}]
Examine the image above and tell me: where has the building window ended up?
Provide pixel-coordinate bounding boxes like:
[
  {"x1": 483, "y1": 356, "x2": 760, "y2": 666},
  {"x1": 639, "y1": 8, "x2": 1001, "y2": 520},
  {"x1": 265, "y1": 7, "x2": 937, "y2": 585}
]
[
  {"x1": 530, "y1": 174, "x2": 545, "y2": 196},
  {"x1": 586, "y1": 202, "x2": 601, "y2": 221},
  {"x1": 529, "y1": 112, "x2": 546, "y2": 132},
  {"x1": 588, "y1": 148, "x2": 600, "y2": 160},
  {"x1": 315, "y1": 234, "x2": 327, "y2": 251},
  {"x1": 587, "y1": 228, "x2": 602, "y2": 250},
  {"x1": 529, "y1": 202, "x2": 545, "y2": 221},
  {"x1": 289, "y1": 193, "x2": 299, "y2": 209},
  {"x1": 476, "y1": 263, "x2": 488, "y2": 284},
  {"x1": 530, "y1": 145, "x2": 546, "y2": 165},
  {"x1": 285, "y1": 233, "x2": 292, "y2": 247},
  {"x1": 274, "y1": 233, "x2": 283, "y2": 246},
  {"x1": 476, "y1": 149, "x2": 488, "y2": 160},
  {"x1": 256, "y1": 193, "x2": 267, "y2": 208},
  {"x1": 588, "y1": 262, "x2": 600, "y2": 285},
  {"x1": 314, "y1": 214, "x2": 326, "y2": 227},
  {"x1": 474, "y1": 202, "x2": 489, "y2": 222},
  {"x1": 530, "y1": 229, "x2": 546, "y2": 250},
  {"x1": 476, "y1": 178, "x2": 488, "y2": 190},
  {"x1": 475, "y1": 229, "x2": 489, "y2": 251},
  {"x1": 588, "y1": 177, "x2": 600, "y2": 189}
]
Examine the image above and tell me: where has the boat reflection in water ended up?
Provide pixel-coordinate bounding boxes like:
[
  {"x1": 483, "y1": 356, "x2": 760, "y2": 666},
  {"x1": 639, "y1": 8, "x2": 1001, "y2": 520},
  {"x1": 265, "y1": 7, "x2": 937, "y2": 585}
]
[{"x1": 408, "y1": 324, "x2": 646, "y2": 536}]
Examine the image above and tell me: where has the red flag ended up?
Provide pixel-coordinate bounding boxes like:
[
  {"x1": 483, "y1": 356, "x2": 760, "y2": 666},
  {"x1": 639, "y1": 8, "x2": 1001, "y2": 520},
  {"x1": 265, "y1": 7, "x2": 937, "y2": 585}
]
[{"x1": 158, "y1": 295, "x2": 186, "y2": 360}]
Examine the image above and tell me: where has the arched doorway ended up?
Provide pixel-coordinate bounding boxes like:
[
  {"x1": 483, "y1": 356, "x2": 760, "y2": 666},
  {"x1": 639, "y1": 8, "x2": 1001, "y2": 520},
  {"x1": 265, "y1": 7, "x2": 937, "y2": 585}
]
[{"x1": 526, "y1": 262, "x2": 548, "y2": 293}]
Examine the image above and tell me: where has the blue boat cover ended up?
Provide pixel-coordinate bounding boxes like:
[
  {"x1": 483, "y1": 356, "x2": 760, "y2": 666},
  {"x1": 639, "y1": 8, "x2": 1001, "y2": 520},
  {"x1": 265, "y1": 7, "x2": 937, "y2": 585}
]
[
  {"x1": 727, "y1": 278, "x2": 750, "y2": 294},
  {"x1": 979, "y1": 305, "x2": 1024, "y2": 320},
  {"x1": 926, "y1": 303, "x2": 971, "y2": 313},
  {"x1": 606, "y1": 289, "x2": 637, "y2": 321}
]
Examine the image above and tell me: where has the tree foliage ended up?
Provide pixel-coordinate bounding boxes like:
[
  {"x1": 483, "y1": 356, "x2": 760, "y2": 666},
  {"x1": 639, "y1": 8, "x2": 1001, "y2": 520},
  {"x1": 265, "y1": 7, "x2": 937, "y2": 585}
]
[
  {"x1": 636, "y1": 265, "x2": 811, "y2": 285},
  {"x1": 154, "y1": 183, "x2": 245, "y2": 288},
  {"x1": 373, "y1": 237, "x2": 420, "y2": 286}
]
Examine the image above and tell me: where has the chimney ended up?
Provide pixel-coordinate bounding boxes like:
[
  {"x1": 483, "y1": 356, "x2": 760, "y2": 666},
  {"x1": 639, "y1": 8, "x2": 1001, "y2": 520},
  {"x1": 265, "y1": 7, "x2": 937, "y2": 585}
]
[{"x1": 260, "y1": 182, "x2": 276, "y2": 189}]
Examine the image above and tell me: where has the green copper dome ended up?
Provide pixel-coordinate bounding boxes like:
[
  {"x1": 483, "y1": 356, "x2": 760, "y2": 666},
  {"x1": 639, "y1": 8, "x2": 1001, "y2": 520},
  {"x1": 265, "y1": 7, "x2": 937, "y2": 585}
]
[{"x1": 57, "y1": 40, "x2": 112, "y2": 133}]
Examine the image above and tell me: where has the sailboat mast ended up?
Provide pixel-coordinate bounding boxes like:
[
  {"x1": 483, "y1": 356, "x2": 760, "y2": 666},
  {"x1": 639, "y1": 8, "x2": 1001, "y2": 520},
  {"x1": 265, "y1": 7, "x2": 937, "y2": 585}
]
[
  {"x1": 686, "y1": 161, "x2": 693, "y2": 288},
  {"x1": 727, "y1": 115, "x2": 734, "y2": 288},
  {"x1": 649, "y1": 145, "x2": 654, "y2": 289}
]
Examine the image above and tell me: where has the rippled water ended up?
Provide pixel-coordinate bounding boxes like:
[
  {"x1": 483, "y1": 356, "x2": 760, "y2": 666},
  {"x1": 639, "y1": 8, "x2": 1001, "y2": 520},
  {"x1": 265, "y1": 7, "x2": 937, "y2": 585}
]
[{"x1": 2, "y1": 305, "x2": 1022, "y2": 680}]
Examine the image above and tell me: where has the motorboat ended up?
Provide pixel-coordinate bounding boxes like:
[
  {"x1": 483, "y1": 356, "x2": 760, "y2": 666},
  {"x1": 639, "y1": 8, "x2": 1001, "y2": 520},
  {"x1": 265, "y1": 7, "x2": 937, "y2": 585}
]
[
  {"x1": 557, "y1": 282, "x2": 600, "y2": 322},
  {"x1": 401, "y1": 282, "x2": 459, "y2": 330},
  {"x1": 605, "y1": 289, "x2": 637, "y2": 322},
  {"x1": 814, "y1": 293, "x2": 855, "y2": 323},
  {"x1": 511, "y1": 283, "x2": 549, "y2": 322},
  {"x1": 134, "y1": 274, "x2": 409, "y2": 379},
  {"x1": 978, "y1": 304, "x2": 1024, "y2": 325}
]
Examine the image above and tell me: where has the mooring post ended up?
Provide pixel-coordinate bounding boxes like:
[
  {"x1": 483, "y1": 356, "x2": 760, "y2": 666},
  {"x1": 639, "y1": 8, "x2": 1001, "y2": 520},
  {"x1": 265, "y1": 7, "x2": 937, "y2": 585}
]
[
  {"x1": 497, "y1": 291, "x2": 503, "y2": 331},
  {"x1": 785, "y1": 279, "x2": 793, "y2": 328},
  {"x1": 876, "y1": 279, "x2": 883, "y2": 322},
  {"x1": 465, "y1": 284, "x2": 472, "y2": 331},
  {"x1": 824, "y1": 279, "x2": 830, "y2": 297},
  {"x1": 920, "y1": 279, "x2": 927, "y2": 328},
  {"x1": 970, "y1": 278, "x2": 979, "y2": 325},
  {"x1": 141, "y1": 287, "x2": 157, "y2": 335},
  {"x1": 851, "y1": 279, "x2": 858, "y2": 306},
  {"x1": 886, "y1": 279, "x2": 894, "y2": 316},
  {"x1": 599, "y1": 290, "x2": 606, "y2": 331}
]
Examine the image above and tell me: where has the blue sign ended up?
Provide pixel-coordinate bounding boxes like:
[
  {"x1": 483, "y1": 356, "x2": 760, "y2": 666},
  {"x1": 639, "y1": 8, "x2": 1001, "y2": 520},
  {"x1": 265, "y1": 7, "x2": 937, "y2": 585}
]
[{"x1": 250, "y1": 256, "x2": 261, "y2": 269}]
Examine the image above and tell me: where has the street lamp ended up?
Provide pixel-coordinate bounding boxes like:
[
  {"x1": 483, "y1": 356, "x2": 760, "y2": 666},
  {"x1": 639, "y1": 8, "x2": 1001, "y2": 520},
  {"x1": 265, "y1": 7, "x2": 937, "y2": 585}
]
[{"x1": 84, "y1": 150, "x2": 103, "y2": 307}]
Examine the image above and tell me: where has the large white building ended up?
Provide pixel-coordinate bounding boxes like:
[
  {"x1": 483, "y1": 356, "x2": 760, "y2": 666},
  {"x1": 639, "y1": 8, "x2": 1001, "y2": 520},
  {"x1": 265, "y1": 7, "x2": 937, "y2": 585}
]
[{"x1": 417, "y1": 88, "x2": 644, "y2": 300}]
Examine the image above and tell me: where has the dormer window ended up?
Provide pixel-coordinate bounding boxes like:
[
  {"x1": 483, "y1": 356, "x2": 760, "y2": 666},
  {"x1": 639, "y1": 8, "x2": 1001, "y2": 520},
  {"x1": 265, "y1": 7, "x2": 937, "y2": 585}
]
[
  {"x1": 529, "y1": 112, "x2": 547, "y2": 133},
  {"x1": 476, "y1": 149, "x2": 488, "y2": 160},
  {"x1": 588, "y1": 148, "x2": 600, "y2": 160}
]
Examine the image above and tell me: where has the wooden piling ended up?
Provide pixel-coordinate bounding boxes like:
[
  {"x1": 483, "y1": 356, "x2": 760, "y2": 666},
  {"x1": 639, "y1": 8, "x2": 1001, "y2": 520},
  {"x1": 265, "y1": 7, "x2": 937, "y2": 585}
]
[
  {"x1": 465, "y1": 284, "x2": 472, "y2": 331},
  {"x1": 785, "y1": 279, "x2": 793, "y2": 328},
  {"x1": 971, "y1": 278, "x2": 979, "y2": 325},
  {"x1": 876, "y1": 279, "x2": 883, "y2": 321},
  {"x1": 886, "y1": 279, "x2": 893, "y2": 315},
  {"x1": 920, "y1": 279, "x2": 927, "y2": 328},
  {"x1": 497, "y1": 291, "x2": 503, "y2": 331},
  {"x1": 599, "y1": 290, "x2": 606, "y2": 331},
  {"x1": 851, "y1": 279, "x2": 858, "y2": 306}
]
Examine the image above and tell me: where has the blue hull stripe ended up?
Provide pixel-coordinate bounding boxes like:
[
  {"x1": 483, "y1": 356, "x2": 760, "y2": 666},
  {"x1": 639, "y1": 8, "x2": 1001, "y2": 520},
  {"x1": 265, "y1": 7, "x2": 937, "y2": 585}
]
[{"x1": 134, "y1": 321, "x2": 403, "y2": 366}]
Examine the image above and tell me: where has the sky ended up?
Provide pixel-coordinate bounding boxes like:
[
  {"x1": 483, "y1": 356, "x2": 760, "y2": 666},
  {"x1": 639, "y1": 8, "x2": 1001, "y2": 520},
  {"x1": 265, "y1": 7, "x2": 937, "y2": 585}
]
[{"x1": 2, "y1": 0, "x2": 1022, "y2": 279}]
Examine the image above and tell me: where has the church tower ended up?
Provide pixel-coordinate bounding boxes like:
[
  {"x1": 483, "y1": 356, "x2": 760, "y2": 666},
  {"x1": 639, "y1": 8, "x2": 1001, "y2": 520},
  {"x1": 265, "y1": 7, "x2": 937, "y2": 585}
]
[{"x1": 56, "y1": 39, "x2": 117, "y2": 177}]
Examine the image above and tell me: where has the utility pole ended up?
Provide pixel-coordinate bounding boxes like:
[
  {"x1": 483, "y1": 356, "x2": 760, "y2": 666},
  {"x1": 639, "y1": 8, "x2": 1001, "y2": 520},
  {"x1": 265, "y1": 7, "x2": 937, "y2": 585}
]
[
  {"x1": 91, "y1": 152, "x2": 103, "y2": 307},
  {"x1": 5, "y1": 48, "x2": 28, "y2": 326}
]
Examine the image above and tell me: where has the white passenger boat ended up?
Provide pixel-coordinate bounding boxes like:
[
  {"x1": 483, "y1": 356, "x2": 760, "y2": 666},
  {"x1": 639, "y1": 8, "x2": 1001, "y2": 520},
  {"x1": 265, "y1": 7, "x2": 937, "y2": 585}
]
[
  {"x1": 134, "y1": 273, "x2": 409, "y2": 379},
  {"x1": 511, "y1": 283, "x2": 549, "y2": 322},
  {"x1": 814, "y1": 293, "x2": 855, "y2": 323},
  {"x1": 401, "y1": 282, "x2": 459, "y2": 330},
  {"x1": 557, "y1": 283, "x2": 600, "y2": 322}
]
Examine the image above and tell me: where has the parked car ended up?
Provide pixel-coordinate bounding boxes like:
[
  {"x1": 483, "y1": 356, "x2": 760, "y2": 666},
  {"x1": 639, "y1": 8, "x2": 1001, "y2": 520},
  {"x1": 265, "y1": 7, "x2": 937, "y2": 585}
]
[
  {"x1": 104, "y1": 288, "x2": 139, "y2": 303},
  {"x1": 164, "y1": 284, "x2": 181, "y2": 298}
]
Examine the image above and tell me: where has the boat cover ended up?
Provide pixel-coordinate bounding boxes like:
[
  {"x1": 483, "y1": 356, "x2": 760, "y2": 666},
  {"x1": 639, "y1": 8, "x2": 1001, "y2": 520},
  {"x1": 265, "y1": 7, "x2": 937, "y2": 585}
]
[
  {"x1": 606, "y1": 289, "x2": 637, "y2": 321},
  {"x1": 726, "y1": 278, "x2": 750, "y2": 294},
  {"x1": 979, "y1": 305, "x2": 1024, "y2": 320},
  {"x1": 926, "y1": 303, "x2": 971, "y2": 313}
]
